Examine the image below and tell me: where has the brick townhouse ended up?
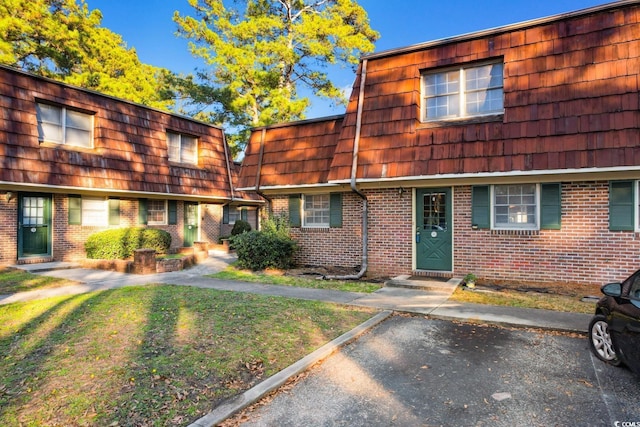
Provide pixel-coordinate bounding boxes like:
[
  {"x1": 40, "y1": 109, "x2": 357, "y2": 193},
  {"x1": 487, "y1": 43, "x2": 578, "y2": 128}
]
[
  {"x1": 0, "y1": 65, "x2": 261, "y2": 265},
  {"x1": 237, "y1": 1, "x2": 640, "y2": 285}
]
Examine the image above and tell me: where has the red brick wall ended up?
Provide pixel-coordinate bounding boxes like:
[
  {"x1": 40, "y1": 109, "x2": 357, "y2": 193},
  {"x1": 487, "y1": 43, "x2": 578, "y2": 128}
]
[
  {"x1": 268, "y1": 183, "x2": 640, "y2": 286},
  {"x1": 50, "y1": 197, "x2": 223, "y2": 262},
  {"x1": 271, "y1": 193, "x2": 364, "y2": 270},
  {"x1": 201, "y1": 203, "x2": 223, "y2": 244},
  {"x1": 366, "y1": 189, "x2": 413, "y2": 276},
  {"x1": 0, "y1": 193, "x2": 17, "y2": 265},
  {"x1": 454, "y1": 182, "x2": 640, "y2": 286},
  {"x1": 54, "y1": 195, "x2": 138, "y2": 261}
]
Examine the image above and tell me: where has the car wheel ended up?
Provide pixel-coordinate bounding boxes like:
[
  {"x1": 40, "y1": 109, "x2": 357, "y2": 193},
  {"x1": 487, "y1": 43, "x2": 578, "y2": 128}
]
[{"x1": 589, "y1": 315, "x2": 621, "y2": 366}]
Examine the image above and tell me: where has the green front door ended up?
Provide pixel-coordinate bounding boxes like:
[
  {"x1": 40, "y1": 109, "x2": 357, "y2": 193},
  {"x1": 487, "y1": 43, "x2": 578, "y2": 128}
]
[
  {"x1": 18, "y1": 193, "x2": 52, "y2": 257},
  {"x1": 416, "y1": 188, "x2": 452, "y2": 271},
  {"x1": 183, "y1": 202, "x2": 198, "y2": 247}
]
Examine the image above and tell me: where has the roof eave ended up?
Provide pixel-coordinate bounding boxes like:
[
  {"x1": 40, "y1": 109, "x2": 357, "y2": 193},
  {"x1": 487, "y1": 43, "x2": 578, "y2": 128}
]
[{"x1": 363, "y1": 1, "x2": 638, "y2": 61}]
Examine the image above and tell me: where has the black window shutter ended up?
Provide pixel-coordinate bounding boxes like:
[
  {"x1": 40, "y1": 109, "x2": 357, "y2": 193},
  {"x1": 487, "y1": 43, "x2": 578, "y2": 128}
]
[
  {"x1": 471, "y1": 186, "x2": 490, "y2": 229},
  {"x1": 138, "y1": 199, "x2": 148, "y2": 225},
  {"x1": 289, "y1": 195, "x2": 301, "y2": 227},
  {"x1": 108, "y1": 199, "x2": 120, "y2": 226},
  {"x1": 609, "y1": 181, "x2": 634, "y2": 231},
  {"x1": 222, "y1": 205, "x2": 229, "y2": 224},
  {"x1": 168, "y1": 200, "x2": 177, "y2": 225},
  {"x1": 540, "y1": 183, "x2": 561, "y2": 230},
  {"x1": 68, "y1": 195, "x2": 81, "y2": 225},
  {"x1": 329, "y1": 193, "x2": 343, "y2": 228}
]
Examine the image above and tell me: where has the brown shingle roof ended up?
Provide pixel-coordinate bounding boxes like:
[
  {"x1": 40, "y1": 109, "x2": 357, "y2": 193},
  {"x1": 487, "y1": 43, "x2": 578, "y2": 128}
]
[
  {"x1": 238, "y1": 2, "x2": 640, "y2": 190},
  {"x1": 237, "y1": 116, "x2": 344, "y2": 190},
  {"x1": 0, "y1": 66, "x2": 253, "y2": 202}
]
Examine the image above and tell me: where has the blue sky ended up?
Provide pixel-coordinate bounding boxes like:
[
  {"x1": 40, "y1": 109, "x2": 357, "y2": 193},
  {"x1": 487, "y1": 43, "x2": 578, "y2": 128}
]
[{"x1": 88, "y1": 0, "x2": 607, "y2": 118}]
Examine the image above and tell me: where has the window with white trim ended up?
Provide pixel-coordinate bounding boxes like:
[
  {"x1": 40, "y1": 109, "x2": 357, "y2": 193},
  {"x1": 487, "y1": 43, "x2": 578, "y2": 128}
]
[
  {"x1": 303, "y1": 194, "x2": 330, "y2": 227},
  {"x1": 36, "y1": 103, "x2": 93, "y2": 148},
  {"x1": 493, "y1": 184, "x2": 537, "y2": 229},
  {"x1": 81, "y1": 198, "x2": 107, "y2": 226},
  {"x1": 422, "y1": 61, "x2": 504, "y2": 121},
  {"x1": 147, "y1": 200, "x2": 167, "y2": 225},
  {"x1": 167, "y1": 131, "x2": 197, "y2": 164}
]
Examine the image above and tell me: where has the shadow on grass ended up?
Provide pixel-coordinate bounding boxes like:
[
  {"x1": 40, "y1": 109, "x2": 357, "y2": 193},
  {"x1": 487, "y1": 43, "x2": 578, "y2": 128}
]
[{"x1": 0, "y1": 291, "x2": 112, "y2": 423}]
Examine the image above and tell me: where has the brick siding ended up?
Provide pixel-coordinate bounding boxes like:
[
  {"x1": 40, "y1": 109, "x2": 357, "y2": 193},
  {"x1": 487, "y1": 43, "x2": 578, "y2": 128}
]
[
  {"x1": 271, "y1": 184, "x2": 640, "y2": 286},
  {"x1": 0, "y1": 194, "x2": 18, "y2": 266}
]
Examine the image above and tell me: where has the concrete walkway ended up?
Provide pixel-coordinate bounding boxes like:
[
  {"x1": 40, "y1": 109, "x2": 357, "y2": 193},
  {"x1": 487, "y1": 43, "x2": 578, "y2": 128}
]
[
  {"x1": 4, "y1": 252, "x2": 593, "y2": 334},
  {"x1": 3, "y1": 252, "x2": 597, "y2": 427}
]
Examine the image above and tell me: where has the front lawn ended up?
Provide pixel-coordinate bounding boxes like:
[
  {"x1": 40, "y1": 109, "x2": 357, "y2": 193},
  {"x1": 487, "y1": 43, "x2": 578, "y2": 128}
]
[
  {"x1": 0, "y1": 285, "x2": 376, "y2": 426},
  {"x1": 0, "y1": 268, "x2": 77, "y2": 294},
  {"x1": 209, "y1": 265, "x2": 382, "y2": 293}
]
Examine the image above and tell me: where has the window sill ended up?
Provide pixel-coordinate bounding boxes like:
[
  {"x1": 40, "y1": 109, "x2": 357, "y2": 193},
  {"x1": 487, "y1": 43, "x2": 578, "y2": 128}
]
[
  {"x1": 417, "y1": 114, "x2": 503, "y2": 130},
  {"x1": 168, "y1": 160, "x2": 201, "y2": 169},
  {"x1": 301, "y1": 227, "x2": 330, "y2": 232},
  {"x1": 491, "y1": 229, "x2": 539, "y2": 236},
  {"x1": 39, "y1": 141, "x2": 94, "y2": 152}
]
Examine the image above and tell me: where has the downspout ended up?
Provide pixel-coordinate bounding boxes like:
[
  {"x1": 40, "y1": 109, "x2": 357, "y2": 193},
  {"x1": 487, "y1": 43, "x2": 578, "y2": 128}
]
[
  {"x1": 255, "y1": 128, "x2": 272, "y2": 217},
  {"x1": 222, "y1": 132, "x2": 235, "y2": 203},
  {"x1": 326, "y1": 59, "x2": 369, "y2": 280}
]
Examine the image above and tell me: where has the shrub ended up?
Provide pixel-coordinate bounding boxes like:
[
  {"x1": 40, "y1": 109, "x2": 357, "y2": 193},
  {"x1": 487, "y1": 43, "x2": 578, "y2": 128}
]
[
  {"x1": 85, "y1": 227, "x2": 171, "y2": 260},
  {"x1": 261, "y1": 213, "x2": 290, "y2": 239},
  {"x1": 231, "y1": 219, "x2": 252, "y2": 235},
  {"x1": 230, "y1": 230, "x2": 297, "y2": 270}
]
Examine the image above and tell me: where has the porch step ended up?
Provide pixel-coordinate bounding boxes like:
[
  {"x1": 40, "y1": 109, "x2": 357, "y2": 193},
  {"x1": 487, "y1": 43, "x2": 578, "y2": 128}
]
[
  {"x1": 11, "y1": 261, "x2": 82, "y2": 273},
  {"x1": 385, "y1": 275, "x2": 461, "y2": 293}
]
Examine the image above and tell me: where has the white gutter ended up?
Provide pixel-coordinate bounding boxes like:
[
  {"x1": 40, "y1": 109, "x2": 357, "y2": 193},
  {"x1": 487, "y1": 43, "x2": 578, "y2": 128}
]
[
  {"x1": 327, "y1": 165, "x2": 640, "y2": 186},
  {"x1": 0, "y1": 181, "x2": 238, "y2": 202}
]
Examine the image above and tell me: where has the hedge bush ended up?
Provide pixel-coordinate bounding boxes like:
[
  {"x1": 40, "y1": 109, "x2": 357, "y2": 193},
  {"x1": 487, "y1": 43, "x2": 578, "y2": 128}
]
[
  {"x1": 85, "y1": 227, "x2": 171, "y2": 260},
  {"x1": 231, "y1": 219, "x2": 252, "y2": 235},
  {"x1": 230, "y1": 230, "x2": 297, "y2": 270}
]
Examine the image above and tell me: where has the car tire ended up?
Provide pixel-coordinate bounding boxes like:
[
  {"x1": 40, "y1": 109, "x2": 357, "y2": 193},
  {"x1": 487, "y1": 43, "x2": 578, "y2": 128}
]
[{"x1": 589, "y1": 315, "x2": 621, "y2": 366}]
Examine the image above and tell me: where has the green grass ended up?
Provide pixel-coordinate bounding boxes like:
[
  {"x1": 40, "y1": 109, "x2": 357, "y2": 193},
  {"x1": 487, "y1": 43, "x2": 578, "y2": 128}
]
[
  {"x1": 0, "y1": 285, "x2": 377, "y2": 426},
  {"x1": 209, "y1": 266, "x2": 382, "y2": 293},
  {"x1": 0, "y1": 268, "x2": 77, "y2": 294},
  {"x1": 449, "y1": 286, "x2": 594, "y2": 314}
]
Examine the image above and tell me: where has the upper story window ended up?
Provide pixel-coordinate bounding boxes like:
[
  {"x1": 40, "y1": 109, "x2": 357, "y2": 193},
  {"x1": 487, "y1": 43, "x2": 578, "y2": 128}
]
[
  {"x1": 167, "y1": 131, "x2": 197, "y2": 164},
  {"x1": 422, "y1": 61, "x2": 503, "y2": 121},
  {"x1": 36, "y1": 102, "x2": 93, "y2": 148}
]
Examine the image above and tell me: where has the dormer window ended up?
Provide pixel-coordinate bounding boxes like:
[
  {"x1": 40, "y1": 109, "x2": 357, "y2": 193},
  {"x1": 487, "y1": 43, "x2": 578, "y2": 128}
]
[
  {"x1": 167, "y1": 131, "x2": 197, "y2": 164},
  {"x1": 36, "y1": 102, "x2": 93, "y2": 148},
  {"x1": 422, "y1": 61, "x2": 503, "y2": 121}
]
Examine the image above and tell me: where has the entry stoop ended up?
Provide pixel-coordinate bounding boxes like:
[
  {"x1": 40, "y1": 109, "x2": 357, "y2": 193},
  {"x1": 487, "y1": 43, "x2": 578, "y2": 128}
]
[
  {"x1": 11, "y1": 261, "x2": 82, "y2": 273},
  {"x1": 385, "y1": 275, "x2": 461, "y2": 293}
]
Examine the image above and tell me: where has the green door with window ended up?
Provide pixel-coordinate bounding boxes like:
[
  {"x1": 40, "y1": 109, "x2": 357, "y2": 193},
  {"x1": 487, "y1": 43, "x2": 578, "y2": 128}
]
[
  {"x1": 416, "y1": 188, "x2": 452, "y2": 271},
  {"x1": 18, "y1": 193, "x2": 52, "y2": 258},
  {"x1": 183, "y1": 202, "x2": 198, "y2": 247}
]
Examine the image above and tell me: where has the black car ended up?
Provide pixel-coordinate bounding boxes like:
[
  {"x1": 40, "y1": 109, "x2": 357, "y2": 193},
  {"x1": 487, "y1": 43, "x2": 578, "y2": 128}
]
[{"x1": 589, "y1": 269, "x2": 640, "y2": 376}]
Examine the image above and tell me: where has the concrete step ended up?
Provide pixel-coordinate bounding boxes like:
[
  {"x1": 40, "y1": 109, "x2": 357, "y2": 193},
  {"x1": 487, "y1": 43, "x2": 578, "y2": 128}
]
[
  {"x1": 11, "y1": 261, "x2": 82, "y2": 273},
  {"x1": 385, "y1": 275, "x2": 461, "y2": 293}
]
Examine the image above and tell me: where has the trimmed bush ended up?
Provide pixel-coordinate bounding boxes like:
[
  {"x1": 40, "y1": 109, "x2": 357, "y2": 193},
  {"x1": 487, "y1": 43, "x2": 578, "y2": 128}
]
[
  {"x1": 85, "y1": 227, "x2": 171, "y2": 260},
  {"x1": 231, "y1": 219, "x2": 252, "y2": 235},
  {"x1": 230, "y1": 230, "x2": 297, "y2": 270}
]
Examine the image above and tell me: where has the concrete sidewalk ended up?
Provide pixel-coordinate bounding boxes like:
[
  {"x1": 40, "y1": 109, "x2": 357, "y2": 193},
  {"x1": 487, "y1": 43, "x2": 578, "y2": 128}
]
[{"x1": 4, "y1": 253, "x2": 593, "y2": 333}]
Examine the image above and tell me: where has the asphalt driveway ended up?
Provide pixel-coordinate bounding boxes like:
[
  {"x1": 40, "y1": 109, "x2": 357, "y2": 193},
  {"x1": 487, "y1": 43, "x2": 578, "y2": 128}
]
[{"x1": 234, "y1": 315, "x2": 640, "y2": 426}]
